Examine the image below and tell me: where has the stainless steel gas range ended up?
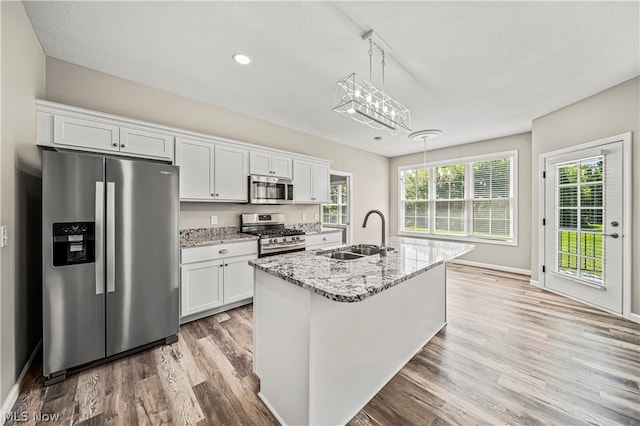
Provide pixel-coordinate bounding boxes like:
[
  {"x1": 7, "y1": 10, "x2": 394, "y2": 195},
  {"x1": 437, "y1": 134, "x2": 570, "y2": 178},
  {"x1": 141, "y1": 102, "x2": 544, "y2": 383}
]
[{"x1": 241, "y1": 213, "x2": 306, "y2": 257}]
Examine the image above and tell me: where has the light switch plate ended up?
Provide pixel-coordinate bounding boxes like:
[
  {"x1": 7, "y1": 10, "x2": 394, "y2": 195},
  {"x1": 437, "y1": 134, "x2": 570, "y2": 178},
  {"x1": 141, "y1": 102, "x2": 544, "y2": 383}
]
[
  {"x1": 314, "y1": 213, "x2": 320, "y2": 221},
  {"x1": 302, "y1": 214, "x2": 307, "y2": 221},
  {"x1": 0, "y1": 225, "x2": 7, "y2": 248},
  {"x1": 210, "y1": 215, "x2": 218, "y2": 225}
]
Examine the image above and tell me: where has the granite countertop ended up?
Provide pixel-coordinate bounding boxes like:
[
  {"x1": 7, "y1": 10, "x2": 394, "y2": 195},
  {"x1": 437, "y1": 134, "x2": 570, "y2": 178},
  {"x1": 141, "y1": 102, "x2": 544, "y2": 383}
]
[
  {"x1": 249, "y1": 237, "x2": 473, "y2": 303},
  {"x1": 180, "y1": 227, "x2": 258, "y2": 248}
]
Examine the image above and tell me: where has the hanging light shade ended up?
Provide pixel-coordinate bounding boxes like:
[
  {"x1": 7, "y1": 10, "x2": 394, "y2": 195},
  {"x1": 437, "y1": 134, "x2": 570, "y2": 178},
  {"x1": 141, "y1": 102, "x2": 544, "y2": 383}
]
[
  {"x1": 333, "y1": 73, "x2": 411, "y2": 135},
  {"x1": 332, "y1": 30, "x2": 411, "y2": 136}
]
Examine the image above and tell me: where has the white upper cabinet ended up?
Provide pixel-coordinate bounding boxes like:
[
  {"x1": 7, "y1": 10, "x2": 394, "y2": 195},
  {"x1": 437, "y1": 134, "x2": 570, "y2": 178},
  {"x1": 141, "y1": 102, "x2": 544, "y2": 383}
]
[
  {"x1": 175, "y1": 137, "x2": 248, "y2": 202},
  {"x1": 51, "y1": 115, "x2": 174, "y2": 160},
  {"x1": 250, "y1": 151, "x2": 292, "y2": 179},
  {"x1": 54, "y1": 115, "x2": 120, "y2": 152},
  {"x1": 176, "y1": 137, "x2": 215, "y2": 200},
  {"x1": 214, "y1": 144, "x2": 248, "y2": 201},
  {"x1": 119, "y1": 127, "x2": 174, "y2": 159},
  {"x1": 293, "y1": 159, "x2": 330, "y2": 204}
]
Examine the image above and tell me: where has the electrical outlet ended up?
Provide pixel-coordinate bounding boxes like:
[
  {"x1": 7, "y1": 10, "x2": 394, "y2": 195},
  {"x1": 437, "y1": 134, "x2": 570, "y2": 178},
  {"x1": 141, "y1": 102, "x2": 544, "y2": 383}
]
[
  {"x1": 210, "y1": 215, "x2": 218, "y2": 225},
  {"x1": 0, "y1": 225, "x2": 7, "y2": 248},
  {"x1": 314, "y1": 213, "x2": 320, "y2": 221},
  {"x1": 302, "y1": 214, "x2": 307, "y2": 221}
]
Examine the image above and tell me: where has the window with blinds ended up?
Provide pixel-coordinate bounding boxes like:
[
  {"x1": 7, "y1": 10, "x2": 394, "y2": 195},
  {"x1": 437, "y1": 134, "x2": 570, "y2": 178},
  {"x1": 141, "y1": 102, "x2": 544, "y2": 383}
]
[
  {"x1": 400, "y1": 168, "x2": 429, "y2": 232},
  {"x1": 472, "y1": 158, "x2": 512, "y2": 239},
  {"x1": 399, "y1": 151, "x2": 516, "y2": 244},
  {"x1": 435, "y1": 164, "x2": 465, "y2": 235}
]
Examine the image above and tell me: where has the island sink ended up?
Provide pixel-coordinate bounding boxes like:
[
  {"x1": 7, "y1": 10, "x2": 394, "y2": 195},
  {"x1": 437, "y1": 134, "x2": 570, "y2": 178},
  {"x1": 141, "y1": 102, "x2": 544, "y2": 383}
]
[{"x1": 318, "y1": 244, "x2": 394, "y2": 260}]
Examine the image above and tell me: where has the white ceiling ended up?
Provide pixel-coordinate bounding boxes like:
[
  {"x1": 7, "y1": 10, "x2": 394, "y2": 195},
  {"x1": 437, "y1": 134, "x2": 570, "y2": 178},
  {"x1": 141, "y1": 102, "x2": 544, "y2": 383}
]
[{"x1": 23, "y1": 1, "x2": 639, "y2": 158}]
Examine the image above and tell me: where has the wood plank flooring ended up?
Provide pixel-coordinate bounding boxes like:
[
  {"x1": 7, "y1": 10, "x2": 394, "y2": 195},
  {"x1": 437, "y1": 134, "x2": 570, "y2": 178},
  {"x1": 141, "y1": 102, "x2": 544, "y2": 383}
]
[{"x1": 8, "y1": 264, "x2": 640, "y2": 425}]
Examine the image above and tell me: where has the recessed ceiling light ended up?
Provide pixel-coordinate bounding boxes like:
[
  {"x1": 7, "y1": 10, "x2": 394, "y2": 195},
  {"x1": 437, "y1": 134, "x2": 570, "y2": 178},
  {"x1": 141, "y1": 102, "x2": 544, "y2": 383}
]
[{"x1": 232, "y1": 53, "x2": 251, "y2": 65}]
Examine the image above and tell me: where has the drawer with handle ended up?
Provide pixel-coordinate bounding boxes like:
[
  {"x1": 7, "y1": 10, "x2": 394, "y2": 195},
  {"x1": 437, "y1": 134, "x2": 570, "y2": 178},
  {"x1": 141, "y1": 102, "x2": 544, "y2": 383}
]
[{"x1": 181, "y1": 240, "x2": 258, "y2": 264}]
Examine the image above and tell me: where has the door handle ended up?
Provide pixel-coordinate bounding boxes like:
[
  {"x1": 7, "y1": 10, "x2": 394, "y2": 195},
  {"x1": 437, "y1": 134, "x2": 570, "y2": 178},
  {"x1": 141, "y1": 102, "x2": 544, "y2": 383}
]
[
  {"x1": 106, "y1": 182, "x2": 116, "y2": 293},
  {"x1": 218, "y1": 249, "x2": 228, "y2": 254},
  {"x1": 95, "y1": 182, "x2": 104, "y2": 295},
  {"x1": 606, "y1": 233, "x2": 619, "y2": 239}
]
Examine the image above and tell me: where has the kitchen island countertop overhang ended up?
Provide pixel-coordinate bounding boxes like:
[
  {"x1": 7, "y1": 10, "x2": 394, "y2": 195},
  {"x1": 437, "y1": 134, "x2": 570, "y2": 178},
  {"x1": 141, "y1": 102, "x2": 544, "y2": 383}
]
[{"x1": 250, "y1": 237, "x2": 473, "y2": 425}]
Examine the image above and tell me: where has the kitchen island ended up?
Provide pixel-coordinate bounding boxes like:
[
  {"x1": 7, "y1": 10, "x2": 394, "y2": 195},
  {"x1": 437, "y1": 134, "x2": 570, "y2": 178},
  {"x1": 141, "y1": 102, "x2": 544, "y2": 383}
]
[{"x1": 249, "y1": 237, "x2": 473, "y2": 425}]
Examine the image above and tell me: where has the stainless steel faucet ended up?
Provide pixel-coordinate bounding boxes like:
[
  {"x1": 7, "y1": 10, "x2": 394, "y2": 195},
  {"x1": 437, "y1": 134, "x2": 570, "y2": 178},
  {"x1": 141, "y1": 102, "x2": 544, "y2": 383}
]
[{"x1": 362, "y1": 209, "x2": 386, "y2": 257}]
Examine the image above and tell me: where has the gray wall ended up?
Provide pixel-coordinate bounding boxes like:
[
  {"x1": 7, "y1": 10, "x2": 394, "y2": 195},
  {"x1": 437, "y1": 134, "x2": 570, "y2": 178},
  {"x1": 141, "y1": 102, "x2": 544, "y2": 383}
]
[
  {"x1": 45, "y1": 58, "x2": 390, "y2": 242},
  {"x1": 531, "y1": 76, "x2": 640, "y2": 314},
  {"x1": 1, "y1": 1, "x2": 46, "y2": 407},
  {"x1": 389, "y1": 133, "x2": 532, "y2": 272}
]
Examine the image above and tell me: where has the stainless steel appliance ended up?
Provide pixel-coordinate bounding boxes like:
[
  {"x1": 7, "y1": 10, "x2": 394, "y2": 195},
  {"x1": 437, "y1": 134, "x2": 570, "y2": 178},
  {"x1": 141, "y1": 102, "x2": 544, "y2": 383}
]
[
  {"x1": 241, "y1": 213, "x2": 305, "y2": 257},
  {"x1": 249, "y1": 175, "x2": 293, "y2": 204},
  {"x1": 42, "y1": 150, "x2": 179, "y2": 385}
]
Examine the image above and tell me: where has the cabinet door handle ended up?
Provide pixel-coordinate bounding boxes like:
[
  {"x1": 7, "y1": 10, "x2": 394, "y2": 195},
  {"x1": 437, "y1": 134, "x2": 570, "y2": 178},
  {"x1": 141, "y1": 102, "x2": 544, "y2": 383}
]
[
  {"x1": 224, "y1": 264, "x2": 228, "y2": 267},
  {"x1": 211, "y1": 193, "x2": 215, "y2": 197},
  {"x1": 112, "y1": 142, "x2": 118, "y2": 147},
  {"x1": 323, "y1": 237, "x2": 327, "y2": 241},
  {"x1": 216, "y1": 193, "x2": 219, "y2": 197},
  {"x1": 219, "y1": 249, "x2": 228, "y2": 254},
  {"x1": 121, "y1": 144, "x2": 125, "y2": 148}
]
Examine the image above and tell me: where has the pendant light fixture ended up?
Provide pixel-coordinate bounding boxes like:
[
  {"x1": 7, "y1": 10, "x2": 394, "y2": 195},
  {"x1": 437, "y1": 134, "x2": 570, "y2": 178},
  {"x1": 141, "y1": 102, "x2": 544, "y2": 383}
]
[
  {"x1": 333, "y1": 30, "x2": 411, "y2": 136},
  {"x1": 409, "y1": 129, "x2": 443, "y2": 170}
]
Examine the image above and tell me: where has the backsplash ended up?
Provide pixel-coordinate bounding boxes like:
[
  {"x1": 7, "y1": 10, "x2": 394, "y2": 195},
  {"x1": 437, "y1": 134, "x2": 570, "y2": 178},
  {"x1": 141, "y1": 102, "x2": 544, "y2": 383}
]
[
  {"x1": 286, "y1": 222, "x2": 322, "y2": 233},
  {"x1": 179, "y1": 226, "x2": 241, "y2": 245},
  {"x1": 179, "y1": 222, "x2": 322, "y2": 245},
  {"x1": 180, "y1": 202, "x2": 321, "y2": 229}
]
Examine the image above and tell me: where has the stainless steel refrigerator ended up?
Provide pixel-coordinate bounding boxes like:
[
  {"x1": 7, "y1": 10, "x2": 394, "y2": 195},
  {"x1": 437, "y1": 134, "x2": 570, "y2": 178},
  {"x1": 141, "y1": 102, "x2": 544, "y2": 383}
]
[{"x1": 42, "y1": 150, "x2": 179, "y2": 385}]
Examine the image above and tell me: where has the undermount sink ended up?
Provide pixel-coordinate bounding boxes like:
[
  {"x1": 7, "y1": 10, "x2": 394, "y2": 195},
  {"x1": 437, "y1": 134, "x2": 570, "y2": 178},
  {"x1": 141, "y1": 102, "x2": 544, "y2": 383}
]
[
  {"x1": 319, "y1": 245, "x2": 394, "y2": 261},
  {"x1": 346, "y1": 245, "x2": 381, "y2": 256},
  {"x1": 325, "y1": 251, "x2": 365, "y2": 260}
]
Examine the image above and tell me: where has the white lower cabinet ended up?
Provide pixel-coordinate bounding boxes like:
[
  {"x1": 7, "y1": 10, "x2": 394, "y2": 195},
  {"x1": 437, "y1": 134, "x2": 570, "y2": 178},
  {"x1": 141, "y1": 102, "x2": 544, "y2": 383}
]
[
  {"x1": 181, "y1": 261, "x2": 224, "y2": 316},
  {"x1": 305, "y1": 231, "x2": 343, "y2": 250},
  {"x1": 180, "y1": 240, "x2": 257, "y2": 323}
]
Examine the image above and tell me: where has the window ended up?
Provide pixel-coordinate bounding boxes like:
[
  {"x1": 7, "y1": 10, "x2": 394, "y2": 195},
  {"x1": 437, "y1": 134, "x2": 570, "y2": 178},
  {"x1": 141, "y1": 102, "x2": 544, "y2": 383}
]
[
  {"x1": 399, "y1": 151, "x2": 517, "y2": 244},
  {"x1": 322, "y1": 182, "x2": 348, "y2": 225}
]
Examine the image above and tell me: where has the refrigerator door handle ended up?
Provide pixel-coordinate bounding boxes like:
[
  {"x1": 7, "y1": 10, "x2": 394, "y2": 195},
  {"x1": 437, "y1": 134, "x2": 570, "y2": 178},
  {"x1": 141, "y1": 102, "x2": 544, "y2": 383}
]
[
  {"x1": 106, "y1": 181, "x2": 116, "y2": 293},
  {"x1": 95, "y1": 182, "x2": 105, "y2": 295}
]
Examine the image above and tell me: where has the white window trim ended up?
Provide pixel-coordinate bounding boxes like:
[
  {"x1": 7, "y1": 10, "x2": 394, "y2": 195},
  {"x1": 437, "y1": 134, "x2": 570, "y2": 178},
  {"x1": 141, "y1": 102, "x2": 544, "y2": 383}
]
[{"x1": 398, "y1": 150, "x2": 518, "y2": 246}]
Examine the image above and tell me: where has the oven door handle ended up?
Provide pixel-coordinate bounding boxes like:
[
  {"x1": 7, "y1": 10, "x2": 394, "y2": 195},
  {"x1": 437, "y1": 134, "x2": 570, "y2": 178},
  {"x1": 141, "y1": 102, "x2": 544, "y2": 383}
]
[{"x1": 260, "y1": 242, "x2": 306, "y2": 253}]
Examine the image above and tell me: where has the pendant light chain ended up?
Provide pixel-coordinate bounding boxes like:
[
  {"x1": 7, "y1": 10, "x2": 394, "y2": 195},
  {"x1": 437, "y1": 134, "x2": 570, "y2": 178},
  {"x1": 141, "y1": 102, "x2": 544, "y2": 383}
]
[
  {"x1": 381, "y1": 49, "x2": 386, "y2": 93},
  {"x1": 368, "y1": 39, "x2": 373, "y2": 82},
  {"x1": 423, "y1": 138, "x2": 427, "y2": 170}
]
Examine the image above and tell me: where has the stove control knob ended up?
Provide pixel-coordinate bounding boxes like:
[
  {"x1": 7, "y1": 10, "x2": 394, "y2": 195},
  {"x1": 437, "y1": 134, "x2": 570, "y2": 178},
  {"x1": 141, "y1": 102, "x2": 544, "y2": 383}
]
[
  {"x1": 282, "y1": 237, "x2": 287, "y2": 242},
  {"x1": 268, "y1": 239, "x2": 273, "y2": 243}
]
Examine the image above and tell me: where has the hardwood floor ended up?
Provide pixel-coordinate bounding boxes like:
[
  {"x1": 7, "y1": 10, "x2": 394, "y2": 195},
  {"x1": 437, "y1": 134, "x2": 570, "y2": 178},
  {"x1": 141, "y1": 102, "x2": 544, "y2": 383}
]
[{"x1": 9, "y1": 264, "x2": 640, "y2": 425}]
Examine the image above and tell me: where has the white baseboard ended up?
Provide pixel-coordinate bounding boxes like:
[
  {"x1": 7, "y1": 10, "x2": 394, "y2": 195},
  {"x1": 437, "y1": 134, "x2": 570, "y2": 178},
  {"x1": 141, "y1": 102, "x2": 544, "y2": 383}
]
[
  {"x1": 626, "y1": 312, "x2": 640, "y2": 325},
  {"x1": 1, "y1": 340, "x2": 41, "y2": 416},
  {"x1": 449, "y1": 259, "x2": 531, "y2": 276},
  {"x1": 529, "y1": 279, "x2": 541, "y2": 288}
]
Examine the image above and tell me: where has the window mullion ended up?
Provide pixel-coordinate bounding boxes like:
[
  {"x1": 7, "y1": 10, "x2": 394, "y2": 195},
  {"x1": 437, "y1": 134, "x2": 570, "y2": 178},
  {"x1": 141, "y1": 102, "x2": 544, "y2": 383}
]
[
  {"x1": 466, "y1": 162, "x2": 473, "y2": 236},
  {"x1": 429, "y1": 167, "x2": 435, "y2": 234}
]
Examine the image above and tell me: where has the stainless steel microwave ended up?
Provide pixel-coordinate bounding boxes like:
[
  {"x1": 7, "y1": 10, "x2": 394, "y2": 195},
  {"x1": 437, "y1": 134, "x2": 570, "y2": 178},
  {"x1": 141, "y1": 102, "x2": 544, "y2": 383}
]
[{"x1": 249, "y1": 175, "x2": 294, "y2": 204}]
